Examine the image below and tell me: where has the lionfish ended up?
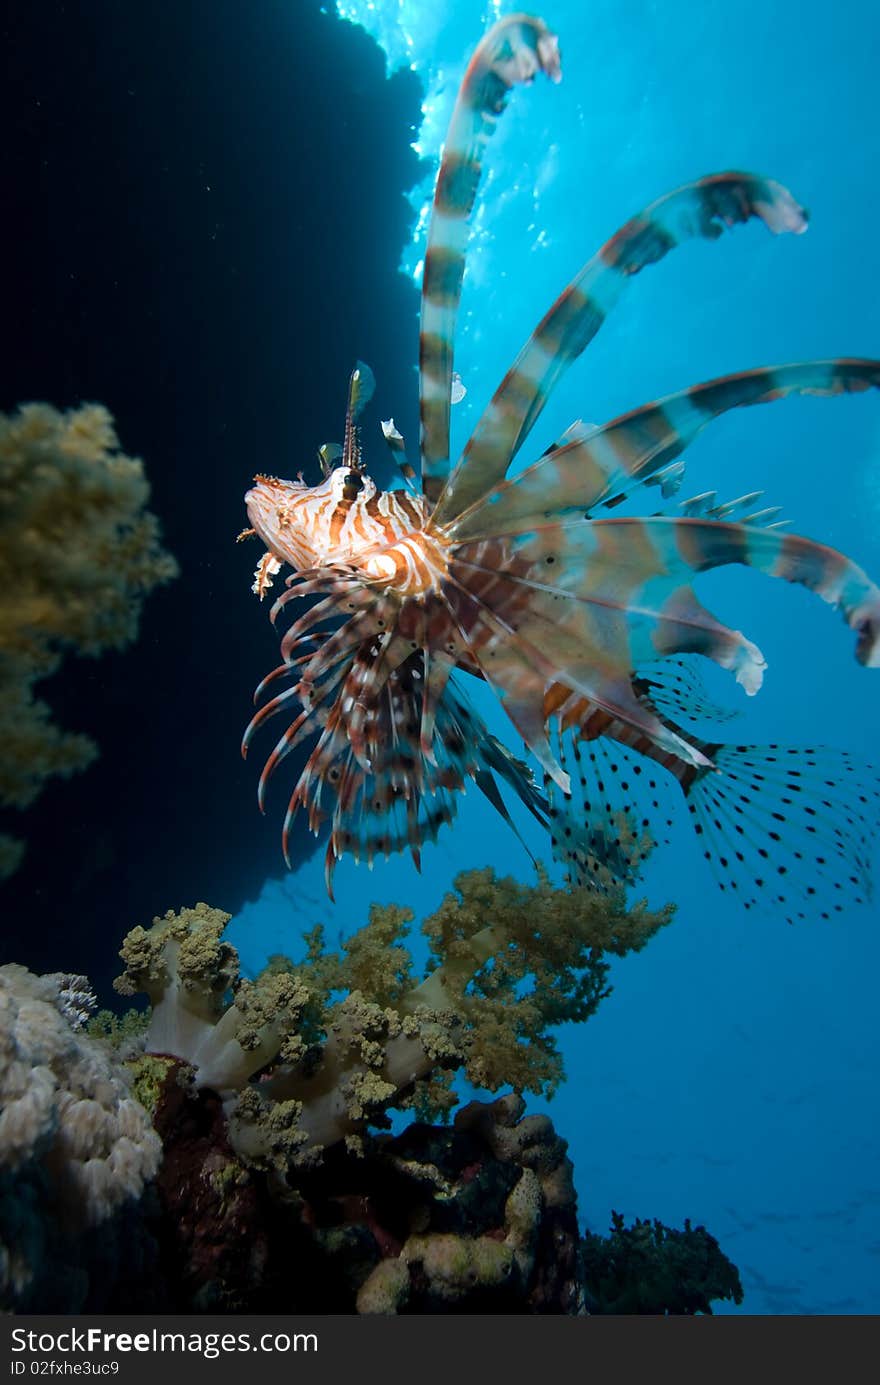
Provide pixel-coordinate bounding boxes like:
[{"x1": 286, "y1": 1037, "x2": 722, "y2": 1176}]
[{"x1": 241, "y1": 14, "x2": 880, "y2": 919}]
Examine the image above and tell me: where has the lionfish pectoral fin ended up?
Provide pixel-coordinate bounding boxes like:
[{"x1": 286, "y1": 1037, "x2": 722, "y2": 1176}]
[
  {"x1": 478, "y1": 733, "x2": 550, "y2": 828},
  {"x1": 448, "y1": 534, "x2": 759, "y2": 752},
  {"x1": 685, "y1": 743, "x2": 880, "y2": 923},
  {"x1": 644, "y1": 584, "x2": 768, "y2": 696},
  {"x1": 318, "y1": 442, "x2": 343, "y2": 477},
  {"x1": 419, "y1": 652, "x2": 454, "y2": 764},
  {"x1": 635, "y1": 658, "x2": 743, "y2": 728}
]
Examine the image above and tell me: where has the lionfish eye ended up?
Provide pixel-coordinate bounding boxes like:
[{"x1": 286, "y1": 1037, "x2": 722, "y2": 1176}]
[{"x1": 342, "y1": 471, "x2": 363, "y2": 498}]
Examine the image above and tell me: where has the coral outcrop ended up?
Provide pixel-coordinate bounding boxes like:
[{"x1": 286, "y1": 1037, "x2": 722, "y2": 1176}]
[
  {"x1": 141, "y1": 1084, "x2": 582, "y2": 1313},
  {"x1": 0, "y1": 402, "x2": 177, "y2": 875}
]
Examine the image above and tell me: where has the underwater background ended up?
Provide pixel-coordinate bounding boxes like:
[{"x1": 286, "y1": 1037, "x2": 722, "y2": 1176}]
[{"x1": 3, "y1": 0, "x2": 878, "y2": 1313}]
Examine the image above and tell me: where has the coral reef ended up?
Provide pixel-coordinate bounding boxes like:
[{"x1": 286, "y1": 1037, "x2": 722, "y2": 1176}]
[
  {"x1": 0, "y1": 963, "x2": 162, "y2": 1311},
  {"x1": 354, "y1": 1094, "x2": 582, "y2": 1314},
  {"x1": 143, "y1": 1085, "x2": 580, "y2": 1312},
  {"x1": 0, "y1": 402, "x2": 177, "y2": 875},
  {"x1": 114, "y1": 872, "x2": 673, "y2": 1168},
  {"x1": 0, "y1": 875, "x2": 743, "y2": 1314}
]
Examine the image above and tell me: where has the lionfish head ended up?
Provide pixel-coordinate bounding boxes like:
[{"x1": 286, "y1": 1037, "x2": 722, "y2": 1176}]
[
  {"x1": 245, "y1": 465, "x2": 379, "y2": 572},
  {"x1": 245, "y1": 361, "x2": 383, "y2": 572}
]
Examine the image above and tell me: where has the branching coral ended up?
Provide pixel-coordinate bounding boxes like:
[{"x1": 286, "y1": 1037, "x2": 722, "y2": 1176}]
[
  {"x1": 0, "y1": 963, "x2": 162, "y2": 1310},
  {"x1": 580, "y1": 1210, "x2": 744, "y2": 1314},
  {"x1": 115, "y1": 872, "x2": 673, "y2": 1174},
  {"x1": 0, "y1": 402, "x2": 177, "y2": 874}
]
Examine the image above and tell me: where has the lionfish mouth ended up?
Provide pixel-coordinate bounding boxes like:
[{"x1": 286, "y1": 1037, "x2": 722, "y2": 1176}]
[{"x1": 245, "y1": 476, "x2": 290, "y2": 548}]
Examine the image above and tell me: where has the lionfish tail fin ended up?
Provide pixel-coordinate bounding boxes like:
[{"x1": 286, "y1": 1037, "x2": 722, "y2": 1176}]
[{"x1": 686, "y1": 743, "x2": 879, "y2": 923}]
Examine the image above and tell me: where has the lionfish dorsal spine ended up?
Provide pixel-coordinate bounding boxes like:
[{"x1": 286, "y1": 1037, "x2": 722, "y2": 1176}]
[{"x1": 418, "y1": 14, "x2": 561, "y2": 507}]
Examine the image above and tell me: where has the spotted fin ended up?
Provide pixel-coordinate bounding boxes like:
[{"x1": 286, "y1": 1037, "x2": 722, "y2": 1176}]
[
  {"x1": 686, "y1": 744, "x2": 879, "y2": 923},
  {"x1": 547, "y1": 733, "x2": 670, "y2": 893},
  {"x1": 550, "y1": 728, "x2": 879, "y2": 924}
]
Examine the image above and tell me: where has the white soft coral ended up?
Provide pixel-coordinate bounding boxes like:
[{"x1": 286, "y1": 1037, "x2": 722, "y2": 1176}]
[{"x1": 0, "y1": 963, "x2": 161, "y2": 1306}]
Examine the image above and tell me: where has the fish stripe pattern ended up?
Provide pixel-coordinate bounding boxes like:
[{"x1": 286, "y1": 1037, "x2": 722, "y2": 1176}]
[
  {"x1": 432, "y1": 173, "x2": 808, "y2": 525},
  {"x1": 419, "y1": 14, "x2": 562, "y2": 502},
  {"x1": 240, "y1": 13, "x2": 880, "y2": 917}
]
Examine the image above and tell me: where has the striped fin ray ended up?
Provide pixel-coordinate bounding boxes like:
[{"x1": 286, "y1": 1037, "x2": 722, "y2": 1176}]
[
  {"x1": 593, "y1": 516, "x2": 880, "y2": 667},
  {"x1": 447, "y1": 360, "x2": 880, "y2": 540},
  {"x1": 441, "y1": 554, "x2": 716, "y2": 779},
  {"x1": 419, "y1": 14, "x2": 561, "y2": 503},
  {"x1": 446, "y1": 525, "x2": 768, "y2": 722},
  {"x1": 381, "y1": 419, "x2": 419, "y2": 494},
  {"x1": 439, "y1": 505, "x2": 880, "y2": 784},
  {"x1": 432, "y1": 174, "x2": 810, "y2": 526},
  {"x1": 452, "y1": 514, "x2": 880, "y2": 698}
]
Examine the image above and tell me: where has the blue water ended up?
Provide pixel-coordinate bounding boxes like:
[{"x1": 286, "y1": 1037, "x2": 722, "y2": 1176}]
[{"x1": 225, "y1": 0, "x2": 880, "y2": 1313}]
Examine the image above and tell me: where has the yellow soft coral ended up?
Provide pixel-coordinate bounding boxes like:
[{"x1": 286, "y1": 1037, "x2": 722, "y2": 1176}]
[
  {"x1": 117, "y1": 871, "x2": 672, "y2": 1171},
  {"x1": 0, "y1": 402, "x2": 178, "y2": 873}
]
